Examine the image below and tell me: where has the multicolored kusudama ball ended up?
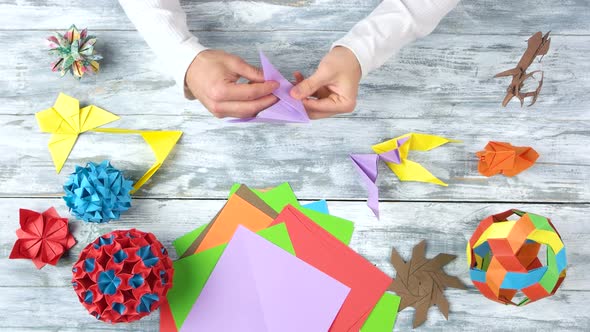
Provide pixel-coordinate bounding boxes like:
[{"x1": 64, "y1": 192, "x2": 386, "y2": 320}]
[
  {"x1": 47, "y1": 24, "x2": 102, "y2": 79},
  {"x1": 467, "y1": 210, "x2": 566, "y2": 306},
  {"x1": 63, "y1": 160, "x2": 133, "y2": 223},
  {"x1": 72, "y1": 229, "x2": 173, "y2": 323}
]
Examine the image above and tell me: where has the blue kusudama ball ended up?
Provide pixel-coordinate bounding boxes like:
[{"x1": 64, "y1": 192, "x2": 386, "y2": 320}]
[{"x1": 63, "y1": 160, "x2": 133, "y2": 223}]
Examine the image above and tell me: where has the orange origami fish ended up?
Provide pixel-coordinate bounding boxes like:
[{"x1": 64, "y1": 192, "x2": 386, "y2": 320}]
[{"x1": 476, "y1": 142, "x2": 539, "y2": 177}]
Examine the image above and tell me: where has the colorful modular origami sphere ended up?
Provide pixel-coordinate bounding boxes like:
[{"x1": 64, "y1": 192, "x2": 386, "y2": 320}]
[
  {"x1": 72, "y1": 229, "x2": 174, "y2": 323},
  {"x1": 467, "y1": 210, "x2": 567, "y2": 306},
  {"x1": 63, "y1": 161, "x2": 133, "y2": 223},
  {"x1": 48, "y1": 25, "x2": 102, "y2": 79}
]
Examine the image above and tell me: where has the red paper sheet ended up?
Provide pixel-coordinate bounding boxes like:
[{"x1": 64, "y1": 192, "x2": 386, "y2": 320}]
[
  {"x1": 160, "y1": 300, "x2": 178, "y2": 332},
  {"x1": 270, "y1": 205, "x2": 392, "y2": 332}
]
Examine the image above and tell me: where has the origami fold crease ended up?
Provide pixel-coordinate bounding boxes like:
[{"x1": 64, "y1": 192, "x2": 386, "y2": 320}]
[
  {"x1": 476, "y1": 141, "x2": 539, "y2": 177},
  {"x1": 9, "y1": 207, "x2": 76, "y2": 269},
  {"x1": 351, "y1": 133, "x2": 459, "y2": 218},
  {"x1": 36, "y1": 93, "x2": 182, "y2": 193},
  {"x1": 388, "y1": 240, "x2": 466, "y2": 328},
  {"x1": 230, "y1": 52, "x2": 310, "y2": 124}
]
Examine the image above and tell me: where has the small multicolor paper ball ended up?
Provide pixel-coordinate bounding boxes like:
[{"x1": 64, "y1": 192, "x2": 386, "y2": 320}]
[
  {"x1": 63, "y1": 160, "x2": 133, "y2": 223},
  {"x1": 72, "y1": 229, "x2": 174, "y2": 323},
  {"x1": 467, "y1": 210, "x2": 566, "y2": 306},
  {"x1": 47, "y1": 24, "x2": 102, "y2": 79}
]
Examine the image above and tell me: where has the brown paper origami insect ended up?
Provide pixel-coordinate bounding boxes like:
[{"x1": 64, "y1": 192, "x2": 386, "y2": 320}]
[
  {"x1": 495, "y1": 31, "x2": 551, "y2": 107},
  {"x1": 388, "y1": 240, "x2": 466, "y2": 328}
]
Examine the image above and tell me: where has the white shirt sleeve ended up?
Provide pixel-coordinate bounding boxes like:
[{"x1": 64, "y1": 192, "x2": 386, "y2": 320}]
[
  {"x1": 333, "y1": 0, "x2": 460, "y2": 76},
  {"x1": 118, "y1": 0, "x2": 208, "y2": 98}
]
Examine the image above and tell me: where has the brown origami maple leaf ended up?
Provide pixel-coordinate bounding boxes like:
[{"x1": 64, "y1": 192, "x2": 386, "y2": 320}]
[{"x1": 388, "y1": 240, "x2": 466, "y2": 328}]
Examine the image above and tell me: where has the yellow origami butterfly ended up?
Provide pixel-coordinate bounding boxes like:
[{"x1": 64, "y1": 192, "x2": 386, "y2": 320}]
[
  {"x1": 372, "y1": 133, "x2": 460, "y2": 186},
  {"x1": 36, "y1": 93, "x2": 182, "y2": 194}
]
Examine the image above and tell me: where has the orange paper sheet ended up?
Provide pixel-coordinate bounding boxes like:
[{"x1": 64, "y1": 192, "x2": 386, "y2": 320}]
[{"x1": 192, "y1": 185, "x2": 277, "y2": 254}]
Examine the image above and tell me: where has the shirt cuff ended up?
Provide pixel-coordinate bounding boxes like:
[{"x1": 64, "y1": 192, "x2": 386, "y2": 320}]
[
  {"x1": 169, "y1": 36, "x2": 208, "y2": 99},
  {"x1": 331, "y1": 38, "x2": 371, "y2": 78}
]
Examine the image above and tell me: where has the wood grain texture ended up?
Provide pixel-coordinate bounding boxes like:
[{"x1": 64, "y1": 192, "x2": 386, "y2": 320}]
[
  {"x1": 1, "y1": 0, "x2": 589, "y2": 331},
  {"x1": 0, "y1": 199, "x2": 587, "y2": 331},
  {"x1": 0, "y1": 114, "x2": 588, "y2": 201},
  {"x1": 1, "y1": 0, "x2": 589, "y2": 34},
  {"x1": 1, "y1": 31, "x2": 590, "y2": 120}
]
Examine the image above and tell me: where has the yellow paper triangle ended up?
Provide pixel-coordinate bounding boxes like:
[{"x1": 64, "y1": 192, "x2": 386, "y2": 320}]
[
  {"x1": 47, "y1": 134, "x2": 78, "y2": 173},
  {"x1": 388, "y1": 159, "x2": 448, "y2": 186},
  {"x1": 92, "y1": 128, "x2": 183, "y2": 192},
  {"x1": 407, "y1": 133, "x2": 461, "y2": 151},
  {"x1": 79, "y1": 105, "x2": 120, "y2": 132},
  {"x1": 141, "y1": 131, "x2": 183, "y2": 162}
]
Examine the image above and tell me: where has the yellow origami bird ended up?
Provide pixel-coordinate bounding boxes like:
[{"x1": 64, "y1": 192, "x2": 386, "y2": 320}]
[
  {"x1": 372, "y1": 133, "x2": 460, "y2": 186},
  {"x1": 36, "y1": 93, "x2": 182, "y2": 193}
]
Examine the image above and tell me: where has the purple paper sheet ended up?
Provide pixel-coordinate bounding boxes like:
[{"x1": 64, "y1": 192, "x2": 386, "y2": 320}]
[
  {"x1": 180, "y1": 226, "x2": 350, "y2": 332},
  {"x1": 230, "y1": 52, "x2": 310, "y2": 124}
]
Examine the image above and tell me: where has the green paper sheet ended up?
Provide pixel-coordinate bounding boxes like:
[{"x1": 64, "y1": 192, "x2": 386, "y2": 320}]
[
  {"x1": 167, "y1": 223, "x2": 295, "y2": 328},
  {"x1": 360, "y1": 292, "x2": 401, "y2": 332}
]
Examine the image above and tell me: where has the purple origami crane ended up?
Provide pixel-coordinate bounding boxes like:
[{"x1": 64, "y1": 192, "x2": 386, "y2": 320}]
[
  {"x1": 350, "y1": 136, "x2": 409, "y2": 219},
  {"x1": 230, "y1": 52, "x2": 310, "y2": 123}
]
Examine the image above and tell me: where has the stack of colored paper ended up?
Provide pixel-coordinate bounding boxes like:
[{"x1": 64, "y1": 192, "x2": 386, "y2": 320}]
[{"x1": 160, "y1": 183, "x2": 401, "y2": 332}]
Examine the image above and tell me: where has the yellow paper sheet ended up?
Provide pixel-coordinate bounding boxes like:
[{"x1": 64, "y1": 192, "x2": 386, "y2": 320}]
[{"x1": 36, "y1": 93, "x2": 182, "y2": 193}]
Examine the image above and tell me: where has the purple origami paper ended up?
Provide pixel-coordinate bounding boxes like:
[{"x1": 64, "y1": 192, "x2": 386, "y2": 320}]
[
  {"x1": 230, "y1": 52, "x2": 310, "y2": 124},
  {"x1": 180, "y1": 226, "x2": 350, "y2": 332},
  {"x1": 350, "y1": 137, "x2": 408, "y2": 219},
  {"x1": 350, "y1": 154, "x2": 380, "y2": 218}
]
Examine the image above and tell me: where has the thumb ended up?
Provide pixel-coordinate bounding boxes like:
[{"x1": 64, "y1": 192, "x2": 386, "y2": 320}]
[{"x1": 291, "y1": 71, "x2": 328, "y2": 99}]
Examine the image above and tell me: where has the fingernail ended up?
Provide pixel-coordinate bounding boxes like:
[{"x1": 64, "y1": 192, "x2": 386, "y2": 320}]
[{"x1": 291, "y1": 87, "x2": 300, "y2": 98}]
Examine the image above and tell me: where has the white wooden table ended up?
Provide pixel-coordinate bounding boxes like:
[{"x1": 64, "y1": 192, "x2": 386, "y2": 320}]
[{"x1": 0, "y1": 0, "x2": 588, "y2": 331}]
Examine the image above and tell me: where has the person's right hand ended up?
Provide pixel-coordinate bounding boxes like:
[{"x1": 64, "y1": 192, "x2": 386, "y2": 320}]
[{"x1": 185, "y1": 50, "x2": 279, "y2": 118}]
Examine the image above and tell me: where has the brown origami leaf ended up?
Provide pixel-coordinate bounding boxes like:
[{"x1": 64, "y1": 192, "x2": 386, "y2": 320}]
[
  {"x1": 476, "y1": 141, "x2": 539, "y2": 177},
  {"x1": 495, "y1": 31, "x2": 551, "y2": 107},
  {"x1": 388, "y1": 240, "x2": 466, "y2": 328}
]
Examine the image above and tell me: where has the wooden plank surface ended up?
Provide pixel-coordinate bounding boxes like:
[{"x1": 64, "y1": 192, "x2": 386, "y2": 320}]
[
  {"x1": 1, "y1": 0, "x2": 588, "y2": 331},
  {"x1": 1, "y1": 0, "x2": 589, "y2": 34},
  {"x1": 0, "y1": 199, "x2": 587, "y2": 331},
  {"x1": 2, "y1": 31, "x2": 590, "y2": 119},
  {"x1": 0, "y1": 114, "x2": 588, "y2": 202}
]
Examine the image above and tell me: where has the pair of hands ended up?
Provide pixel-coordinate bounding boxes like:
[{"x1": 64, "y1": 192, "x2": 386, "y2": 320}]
[{"x1": 185, "y1": 47, "x2": 362, "y2": 119}]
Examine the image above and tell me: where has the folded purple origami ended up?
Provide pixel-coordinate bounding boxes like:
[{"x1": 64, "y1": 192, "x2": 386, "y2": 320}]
[
  {"x1": 349, "y1": 136, "x2": 409, "y2": 219},
  {"x1": 230, "y1": 52, "x2": 310, "y2": 124}
]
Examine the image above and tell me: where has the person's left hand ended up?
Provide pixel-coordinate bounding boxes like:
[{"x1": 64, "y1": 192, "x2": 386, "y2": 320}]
[{"x1": 290, "y1": 46, "x2": 362, "y2": 119}]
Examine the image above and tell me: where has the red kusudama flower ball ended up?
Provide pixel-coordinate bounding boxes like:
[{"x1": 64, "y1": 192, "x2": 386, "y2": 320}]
[{"x1": 72, "y1": 229, "x2": 174, "y2": 323}]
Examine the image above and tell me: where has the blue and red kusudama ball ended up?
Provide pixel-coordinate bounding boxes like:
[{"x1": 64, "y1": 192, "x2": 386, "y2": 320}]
[{"x1": 72, "y1": 229, "x2": 174, "y2": 323}]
